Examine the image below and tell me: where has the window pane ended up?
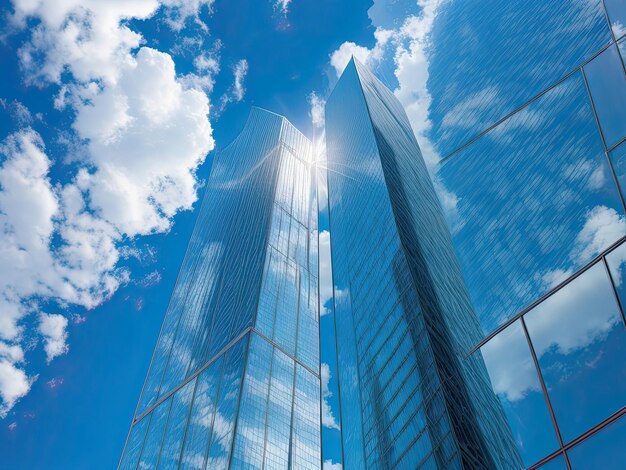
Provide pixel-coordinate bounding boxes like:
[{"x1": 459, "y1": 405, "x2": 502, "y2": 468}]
[
  {"x1": 436, "y1": 72, "x2": 625, "y2": 335},
  {"x1": 609, "y1": 141, "x2": 626, "y2": 200},
  {"x1": 480, "y1": 321, "x2": 559, "y2": 467},
  {"x1": 138, "y1": 397, "x2": 172, "y2": 469},
  {"x1": 567, "y1": 414, "x2": 626, "y2": 468},
  {"x1": 605, "y1": 0, "x2": 626, "y2": 40},
  {"x1": 537, "y1": 454, "x2": 568, "y2": 470},
  {"x1": 524, "y1": 262, "x2": 626, "y2": 442},
  {"x1": 119, "y1": 415, "x2": 150, "y2": 470},
  {"x1": 159, "y1": 379, "x2": 196, "y2": 468},
  {"x1": 206, "y1": 335, "x2": 247, "y2": 469},
  {"x1": 180, "y1": 358, "x2": 223, "y2": 470},
  {"x1": 584, "y1": 44, "x2": 626, "y2": 148},
  {"x1": 607, "y1": 240, "x2": 626, "y2": 310}
]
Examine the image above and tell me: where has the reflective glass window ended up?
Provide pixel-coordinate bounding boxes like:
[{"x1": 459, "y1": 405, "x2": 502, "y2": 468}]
[
  {"x1": 480, "y1": 320, "x2": 559, "y2": 466},
  {"x1": 159, "y1": 379, "x2": 196, "y2": 468},
  {"x1": 606, "y1": 240, "x2": 626, "y2": 310},
  {"x1": 609, "y1": 142, "x2": 626, "y2": 199},
  {"x1": 524, "y1": 262, "x2": 626, "y2": 442},
  {"x1": 427, "y1": 0, "x2": 611, "y2": 156},
  {"x1": 437, "y1": 72, "x2": 626, "y2": 335},
  {"x1": 119, "y1": 415, "x2": 150, "y2": 470},
  {"x1": 567, "y1": 415, "x2": 626, "y2": 468},
  {"x1": 138, "y1": 396, "x2": 172, "y2": 469},
  {"x1": 206, "y1": 335, "x2": 246, "y2": 469},
  {"x1": 179, "y1": 358, "x2": 222, "y2": 470},
  {"x1": 537, "y1": 454, "x2": 568, "y2": 470},
  {"x1": 605, "y1": 0, "x2": 626, "y2": 40},
  {"x1": 584, "y1": 44, "x2": 626, "y2": 148}
]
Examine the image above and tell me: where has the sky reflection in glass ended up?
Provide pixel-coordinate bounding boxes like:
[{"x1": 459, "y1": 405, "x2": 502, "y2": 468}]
[
  {"x1": 605, "y1": 0, "x2": 626, "y2": 40},
  {"x1": 524, "y1": 262, "x2": 626, "y2": 443},
  {"x1": 437, "y1": 72, "x2": 626, "y2": 337},
  {"x1": 584, "y1": 44, "x2": 626, "y2": 149},
  {"x1": 567, "y1": 414, "x2": 626, "y2": 469},
  {"x1": 537, "y1": 454, "x2": 568, "y2": 470},
  {"x1": 480, "y1": 320, "x2": 558, "y2": 466},
  {"x1": 428, "y1": 0, "x2": 610, "y2": 156}
]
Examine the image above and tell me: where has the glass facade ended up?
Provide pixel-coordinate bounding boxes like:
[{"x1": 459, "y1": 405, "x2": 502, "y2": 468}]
[
  {"x1": 323, "y1": 1, "x2": 626, "y2": 469},
  {"x1": 325, "y1": 59, "x2": 520, "y2": 469},
  {"x1": 119, "y1": 108, "x2": 321, "y2": 469}
]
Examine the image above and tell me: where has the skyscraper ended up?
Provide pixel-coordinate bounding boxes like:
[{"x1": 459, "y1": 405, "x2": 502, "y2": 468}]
[
  {"x1": 325, "y1": 57, "x2": 522, "y2": 469},
  {"x1": 119, "y1": 108, "x2": 321, "y2": 469}
]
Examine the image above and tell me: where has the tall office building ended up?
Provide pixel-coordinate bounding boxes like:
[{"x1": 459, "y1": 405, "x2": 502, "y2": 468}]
[
  {"x1": 119, "y1": 108, "x2": 321, "y2": 469},
  {"x1": 325, "y1": 58, "x2": 522, "y2": 469}
]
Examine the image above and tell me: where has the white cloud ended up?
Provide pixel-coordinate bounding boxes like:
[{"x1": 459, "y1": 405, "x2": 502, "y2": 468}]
[
  {"x1": 571, "y1": 206, "x2": 625, "y2": 264},
  {"x1": 613, "y1": 21, "x2": 626, "y2": 40},
  {"x1": 233, "y1": 59, "x2": 249, "y2": 102},
  {"x1": 308, "y1": 92, "x2": 325, "y2": 129},
  {"x1": 1, "y1": 0, "x2": 216, "y2": 416},
  {"x1": 318, "y1": 231, "x2": 333, "y2": 316},
  {"x1": 218, "y1": 59, "x2": 249, "y2": 113},
  {"x1": 38, "y1": 314, "x2": 69, "y2": 363},
  {"x1": 330, "y1": 28, "x2": 394, "y2": 78},
  {"x1": 323, "y1": 460, "x2": 342, "y2": 470},
  {"x1": 73, "y1": 47, "x2": 214, "y2": 236},
  {"x1": 321, "y1": 362, "x2": 340, "y2": 430},
  {"x1": 160, "y1": 0, "x2": 215, "y2": 31},
  {"x1": 273, "y1": 0, "x2": 292, "y2": 15},
  {"x1": 0, "y1": 359, "x2": 34, "y2": 419},
  {"x1": 12, "y1": 0, "x2": 215, "y2": 84}
]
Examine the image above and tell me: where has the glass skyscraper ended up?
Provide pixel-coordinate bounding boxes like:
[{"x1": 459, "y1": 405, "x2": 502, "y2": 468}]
[
  {"x1": 325, "y1": 57, "x2": 521, "y2": 469},
  {"x1": 119, "y1": 108, "x2": 321, "y2": 469}
]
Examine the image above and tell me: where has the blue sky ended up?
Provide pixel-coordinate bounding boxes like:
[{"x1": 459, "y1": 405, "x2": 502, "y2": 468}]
[{"x1": 0, "y1": 0, "x2": 625, "y2": 468}]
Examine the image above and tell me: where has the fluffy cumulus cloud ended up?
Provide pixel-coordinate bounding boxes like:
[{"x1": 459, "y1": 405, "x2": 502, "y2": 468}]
[
  {"x1": 38, "y1": 314, "x2": 69, "y2": 363},
  {"x1": 318, "y1": 231, "x2": 333, "y2": 316},
  {"x1": 330, "y1": 28, "x2": 394, "y2": 79},
  {"x1": 0, "y1": 0, "x2": 218, "y2": 416},
  {"x1": 321, "y1": 362, "x2": 340, "y2": 430},
  {"x1": 323, "y1": 461, "x2": 343, "y2": 470},
  {"x1": 308, "y1": 92, "x2": 325, "y2": 129}
]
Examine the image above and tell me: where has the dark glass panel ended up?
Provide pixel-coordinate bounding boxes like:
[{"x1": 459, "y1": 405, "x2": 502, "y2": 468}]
[
  {"x1": 567, "y1": 415, "x2": 626, "y2": 469},
  {"x1": 428, "y1": 0, "x2": 611, "y2": 155},
  {"x1": 584, "y1": 44, "x2": 626, "y2": 148},
  {"x1": 437, "y1": 72, "x2": 625, "y2": 335},
  {"x1": 537, "y1": 454, "x2": 568, "y2": 470}
]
